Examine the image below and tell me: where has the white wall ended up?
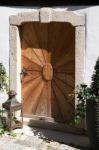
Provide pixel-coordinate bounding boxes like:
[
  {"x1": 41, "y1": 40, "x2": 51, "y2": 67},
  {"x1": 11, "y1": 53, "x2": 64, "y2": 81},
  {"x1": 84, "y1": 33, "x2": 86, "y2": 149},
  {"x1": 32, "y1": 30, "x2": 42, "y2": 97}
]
[{"x1": 0, "y1": 6, "x2": 99, "y2": 86}]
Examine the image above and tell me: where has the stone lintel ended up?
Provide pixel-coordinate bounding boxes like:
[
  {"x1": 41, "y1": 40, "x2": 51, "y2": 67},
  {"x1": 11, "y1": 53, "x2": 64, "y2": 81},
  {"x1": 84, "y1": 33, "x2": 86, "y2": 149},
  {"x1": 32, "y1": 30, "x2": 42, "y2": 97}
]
[
  {"x1": 39, "y1": 7, "x2": 52, "y2": 23},
  {"x1": 9, "y1": 8, "x2": 85, "y2": 26},
  {"x1": 9, "y1": 11, "x2": 39, "y2": 25},
  {"x1": 52, "y1": 11, "x2": 85, "y2": 26}
]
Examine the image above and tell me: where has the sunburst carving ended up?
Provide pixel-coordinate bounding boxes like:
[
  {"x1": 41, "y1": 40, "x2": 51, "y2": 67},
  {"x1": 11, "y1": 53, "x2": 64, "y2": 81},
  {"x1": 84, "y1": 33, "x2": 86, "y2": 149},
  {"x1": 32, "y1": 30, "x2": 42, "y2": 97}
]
[{"x1": 20, "y1": 22, "x2": 75, "y2": 123}]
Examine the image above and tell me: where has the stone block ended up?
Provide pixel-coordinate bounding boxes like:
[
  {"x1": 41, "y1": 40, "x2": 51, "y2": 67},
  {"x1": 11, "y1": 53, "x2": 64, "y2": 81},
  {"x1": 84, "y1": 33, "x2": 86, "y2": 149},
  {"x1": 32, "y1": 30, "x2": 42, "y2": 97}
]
[{"x1": 39, "y1": 7, "x2": 52, "y2": 23}]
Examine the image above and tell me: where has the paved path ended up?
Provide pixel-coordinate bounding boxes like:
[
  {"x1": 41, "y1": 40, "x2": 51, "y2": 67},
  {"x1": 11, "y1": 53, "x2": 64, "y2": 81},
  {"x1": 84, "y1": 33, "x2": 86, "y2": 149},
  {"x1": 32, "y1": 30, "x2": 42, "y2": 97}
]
[
  {"x1": 0, "y1": 136, "x2": 79, "y2": 150},
  {"x1": 0, "y1": 125, "x2": 80, "y2": 150},
  {"x1": 0, "y1": 125, "x2": 92, "y2": 150}
]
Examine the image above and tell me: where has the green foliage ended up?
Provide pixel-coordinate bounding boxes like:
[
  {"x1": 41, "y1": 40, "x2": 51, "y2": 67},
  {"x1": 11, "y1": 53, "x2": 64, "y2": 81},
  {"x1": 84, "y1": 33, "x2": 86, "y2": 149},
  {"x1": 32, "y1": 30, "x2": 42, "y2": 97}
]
[
  {"x1": 71, "y1": 57, "x2": 99, "y2": 125},
  {"x1": 0, "y1": 63, "x2": 17, "y2": 137},
  {"x1": 0, "y1": 123, "x2": 9, "y2": 136},
  {"x1": 70, "y1": 84, "x2": 88, "y2": 125},
  {"x1": 8, "y1": 131, "x2": 17, "y2": 137},
  {"x1": 0, "y1": 123, "x2": 17, "y2": 137},
  {"x1": 0, "y1": 111, "x2": 17, "y2": 137},
  {"x1": 0, "y1": 63, "x2": 9, "y2": 92},
  {"x1": 76, "y1": 84, "x2": 87, "y2": 118},
  {"x1": 90, "y1": 57, "x2": 99, "y2": 101},
  {"x1": 73, "y1": 84, "x2": 89, "y2": 125}
]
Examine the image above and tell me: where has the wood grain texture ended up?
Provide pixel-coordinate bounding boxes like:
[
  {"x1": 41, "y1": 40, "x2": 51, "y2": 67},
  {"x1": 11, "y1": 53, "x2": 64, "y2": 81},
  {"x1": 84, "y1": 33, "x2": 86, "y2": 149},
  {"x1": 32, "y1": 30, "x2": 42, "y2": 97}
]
[
  {"x1": 22, "y1": 55, "x2": 41, "y2": 71},
  {"x1": 20, "y1": 22, "x2": 75, "y2": 123}
]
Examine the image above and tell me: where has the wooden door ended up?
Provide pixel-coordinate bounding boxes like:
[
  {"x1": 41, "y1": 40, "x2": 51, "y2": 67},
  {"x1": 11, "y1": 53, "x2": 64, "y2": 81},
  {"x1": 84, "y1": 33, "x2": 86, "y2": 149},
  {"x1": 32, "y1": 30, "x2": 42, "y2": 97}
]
[{"x1": 20, "y1": 22, "x2": 75, "y2": 123}]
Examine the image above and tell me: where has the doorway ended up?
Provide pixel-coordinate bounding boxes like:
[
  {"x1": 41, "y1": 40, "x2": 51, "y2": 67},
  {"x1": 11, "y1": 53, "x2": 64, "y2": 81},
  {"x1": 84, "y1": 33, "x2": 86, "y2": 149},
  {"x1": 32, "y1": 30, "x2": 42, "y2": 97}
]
[
  {"x1": 9, "y1": 9, "x2": 85, "y2": 125},
  {"x1": 20, "y1": 22, "x2": 75, "y2": 123}
]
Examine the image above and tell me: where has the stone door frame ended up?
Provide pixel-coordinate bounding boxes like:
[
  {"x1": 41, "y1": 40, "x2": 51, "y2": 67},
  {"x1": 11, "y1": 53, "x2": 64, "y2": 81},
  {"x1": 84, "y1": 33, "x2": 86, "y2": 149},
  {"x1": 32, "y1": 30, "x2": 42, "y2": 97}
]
[{"x1": 9, "y1": 8, "x2": 85, "y2": 108}]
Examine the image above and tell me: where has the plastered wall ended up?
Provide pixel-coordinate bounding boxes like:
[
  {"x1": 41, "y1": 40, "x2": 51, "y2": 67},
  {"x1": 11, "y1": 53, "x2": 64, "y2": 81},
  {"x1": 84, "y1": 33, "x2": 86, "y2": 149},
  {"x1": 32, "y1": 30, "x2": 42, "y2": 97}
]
[{"x1": 0, "y1": 6, "x2": 99, "y2": 87}]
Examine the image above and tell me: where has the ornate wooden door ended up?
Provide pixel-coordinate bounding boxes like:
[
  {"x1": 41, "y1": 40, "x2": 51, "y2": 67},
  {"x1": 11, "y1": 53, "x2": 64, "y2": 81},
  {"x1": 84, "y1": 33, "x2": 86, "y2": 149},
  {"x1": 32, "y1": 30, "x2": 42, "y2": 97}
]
[{"x1": 20, "y1": 22, "x2": 75, "y2": 123}]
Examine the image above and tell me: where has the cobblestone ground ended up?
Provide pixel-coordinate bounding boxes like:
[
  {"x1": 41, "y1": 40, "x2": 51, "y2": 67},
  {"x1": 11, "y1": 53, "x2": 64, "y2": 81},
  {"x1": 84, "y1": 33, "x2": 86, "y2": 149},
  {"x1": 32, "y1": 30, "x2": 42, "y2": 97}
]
[{"x1": 0, "y1": 125, "x2": 79, "y2": 150}]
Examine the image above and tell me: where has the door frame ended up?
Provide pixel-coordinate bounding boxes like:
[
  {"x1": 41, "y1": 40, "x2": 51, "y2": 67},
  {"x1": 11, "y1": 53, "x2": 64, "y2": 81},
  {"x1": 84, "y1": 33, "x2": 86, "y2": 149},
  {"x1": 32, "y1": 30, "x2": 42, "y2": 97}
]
[{"x1": 9, "y1": 8, "x2": 85, "y2": 120}]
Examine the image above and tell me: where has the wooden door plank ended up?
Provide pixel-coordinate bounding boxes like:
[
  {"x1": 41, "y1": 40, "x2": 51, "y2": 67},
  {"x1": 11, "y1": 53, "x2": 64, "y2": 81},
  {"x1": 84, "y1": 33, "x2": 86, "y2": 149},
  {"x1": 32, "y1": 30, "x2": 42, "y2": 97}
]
[
  {"x1": 22, "y1": 48, "x2": 43, "y2": 66},
  {"x1": 32, "y1": 48, "x2": 46, "y2": 65},
  {"x1": 22, "y1": 55, "x2": 41, "y2": 71},
  {"x1": 53, "y1": 45, "x2": 75, "y2": 68},
  {"x1": 22, "y1": 76, "x2": 42, "y2": 112},
  {"x1": 54, "y1": 59, "x2": 75, "y2": 71},
  {"x1": 33, "y1": 23, "x2": 50, "y2": 63},
  {"x1": 25, "y1": 80, "x2": 45, "y2": 114},
  {"x1": 51, "y1": 83, "x2": 64, "y2": 122},
  {"x1": 48, "y1": 23, "x2": 62, "y2": 53},
  {"x1": 35, "y1": 82, "x2": 50, "y2": 117},
  {"x1": 46, "y1": 81, "x2": 51, "y2": 117},
  {"x1": 21, "y1": 23, "x2": 39, "y2": 48},
  {"x1": 53, "y1": 24, "x2": 75, "y2": 62},
  {"x1": 54, "y1": 73, "x2": 75, "y2": 89},
  {"x1": 52, "y1": 78, "x2": 74, "y2": 122},
  {"x1": 22, "y1": 72, "x2": 41, "y2": 85},
  {"x1": 33, "y1": 23, "x2": 48, "y2": 49}
]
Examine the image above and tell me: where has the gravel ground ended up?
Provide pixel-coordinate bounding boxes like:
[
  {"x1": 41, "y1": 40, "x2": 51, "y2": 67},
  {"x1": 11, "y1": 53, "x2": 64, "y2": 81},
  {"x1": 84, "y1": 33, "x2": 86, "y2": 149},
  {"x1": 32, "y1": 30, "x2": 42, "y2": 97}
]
[{"x1": 0, "y1": 125, "x2": 79, "y2": 150}]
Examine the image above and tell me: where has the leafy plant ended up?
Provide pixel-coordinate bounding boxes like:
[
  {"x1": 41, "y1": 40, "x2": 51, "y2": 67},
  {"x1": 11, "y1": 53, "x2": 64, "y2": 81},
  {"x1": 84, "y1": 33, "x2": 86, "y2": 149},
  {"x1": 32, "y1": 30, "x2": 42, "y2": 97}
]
[
  {"x1": 90, "y1": 57, "x2": 99, "y2": 102},
  {"x1": 0, "y1": 63, "x2": 9, "y2": 92},
  {"x1": 8, "y1": 131, "x2": 17, "y2": 137},
  {"x1": 70, "y1": 84, "x2": 88, "y2": 125},
  {"x1": 71, "y1": 57, "x2": 99, "y2": 125},
  {"x1": 74, "y1": 84, "x2": 89, "y2": 125},
  {"x1": 0, "y1": 123, "x2": 17, "y2": 137},
  {"x1": 0, "y1": 63, "x2": 13, "y2": 136}
]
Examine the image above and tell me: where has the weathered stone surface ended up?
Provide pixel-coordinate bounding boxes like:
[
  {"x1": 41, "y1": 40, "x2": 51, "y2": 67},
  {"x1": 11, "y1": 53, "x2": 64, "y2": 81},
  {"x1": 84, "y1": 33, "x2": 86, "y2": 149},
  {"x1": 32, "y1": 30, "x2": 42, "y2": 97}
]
[
  {"x1": 39, "y1": 7, "x2": 52, "y2": 22},
  {"x1": 10, "y1": 11, "x2": 39, "y2": 25},
  {"x1": 9, "y1": 8, "x2": 85, "y2": 26},
  {"x1": 9, "y1": 25, "x2": 21, "y2": 102},
  {"x1": 9, "y1": 26, "x2": 18, "y2": 91},
  {"x1": 75, "y1": 26, "x2": 85, "y2": 129},
  {"x1": 75, "y1": 26, "x2": 85, "y2": 87},
  {"x1": 52, "y1": 10, "x2": 85, "y2": 26}
]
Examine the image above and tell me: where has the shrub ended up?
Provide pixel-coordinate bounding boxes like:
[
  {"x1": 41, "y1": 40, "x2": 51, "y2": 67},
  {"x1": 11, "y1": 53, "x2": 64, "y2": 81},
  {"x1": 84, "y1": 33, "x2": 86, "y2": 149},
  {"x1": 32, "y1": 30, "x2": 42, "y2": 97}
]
[{"x1": 0, "y1": 63, "x2": 8, "y2": 92}]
